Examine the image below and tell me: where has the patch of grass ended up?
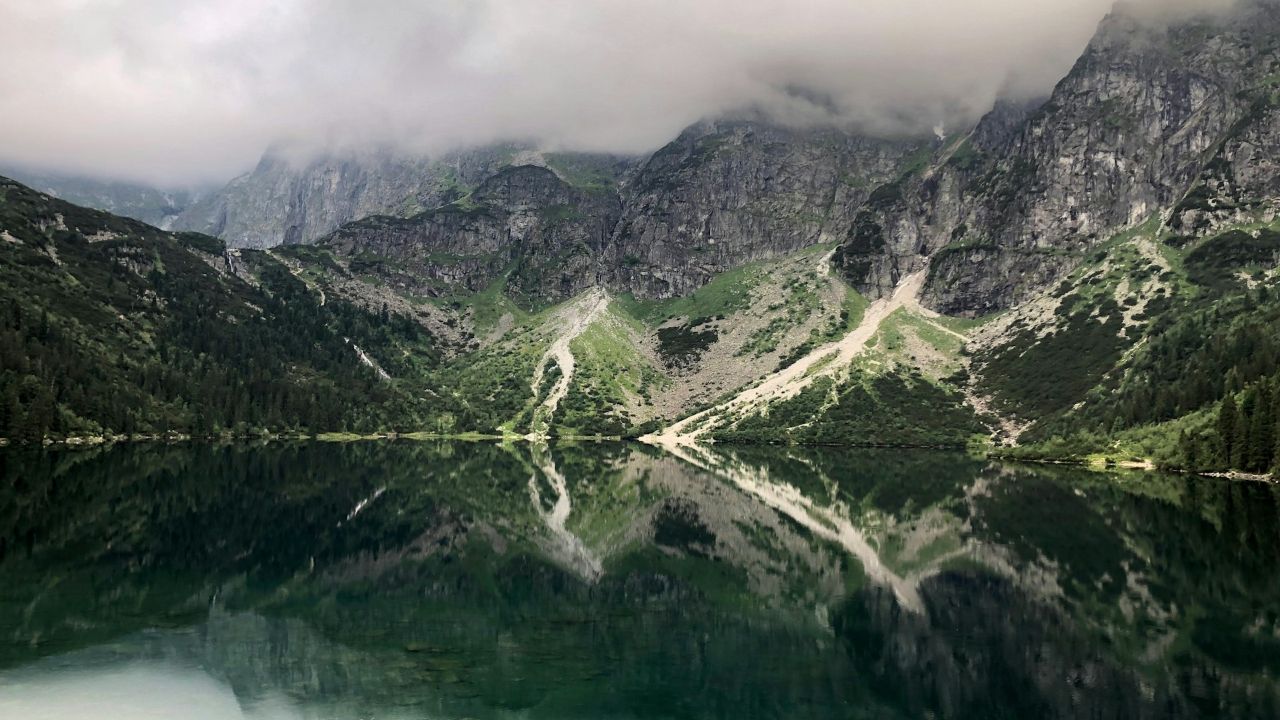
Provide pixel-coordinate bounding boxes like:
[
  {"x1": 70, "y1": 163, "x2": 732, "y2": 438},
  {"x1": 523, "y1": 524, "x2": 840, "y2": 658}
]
[
  {"x1": 543, "y1": 152, "x2": 630, "y2": 192},
  {"x1": 945, "y1": 140, "x2": 984, "y2": 173},
  {"x1": 174, "y1": 232, "x2": 226, "y2": 255},
  {"x1": 897, "y1": 143, "x2": 935, "y2": 178},
  {"x1": 459, "y1": 275, "x2": 530, "y2": 334},
  {"x1": 615, "y1": 258, "x2": 768, "y2": 326},
  {"x1": 538, "y1": 204, "x2": 584, "y2": 226},
  {"x1": 558, "y1": 312, "x2": 669, "y2": 436}
]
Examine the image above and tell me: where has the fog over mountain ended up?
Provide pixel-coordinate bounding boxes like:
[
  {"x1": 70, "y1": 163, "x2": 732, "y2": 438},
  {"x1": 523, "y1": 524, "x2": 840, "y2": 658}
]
[{"x1": 0, "y1": 0, "x2": 1243, "y2": 186}]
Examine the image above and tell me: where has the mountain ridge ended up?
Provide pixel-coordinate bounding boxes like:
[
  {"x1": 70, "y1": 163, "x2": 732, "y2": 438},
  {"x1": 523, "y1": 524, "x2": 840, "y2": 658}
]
[{"x1": 2, "y1": 2, "x2": 1279, "y2": 477}]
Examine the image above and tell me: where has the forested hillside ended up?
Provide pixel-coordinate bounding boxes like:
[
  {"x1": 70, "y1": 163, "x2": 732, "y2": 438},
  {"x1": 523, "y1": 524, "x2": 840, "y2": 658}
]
[
  {"x1": 0, "y1": 177, "x2": 448, "y2": 441},
  {"x1": 2, "y1": 4, "x2": 1279, "y2": 481}
]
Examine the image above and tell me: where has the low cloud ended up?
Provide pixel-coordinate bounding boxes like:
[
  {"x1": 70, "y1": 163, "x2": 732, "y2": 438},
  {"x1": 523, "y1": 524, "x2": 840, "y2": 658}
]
[{"x1": 0, "y1": 0, "x2": 1242, "y2": 186}]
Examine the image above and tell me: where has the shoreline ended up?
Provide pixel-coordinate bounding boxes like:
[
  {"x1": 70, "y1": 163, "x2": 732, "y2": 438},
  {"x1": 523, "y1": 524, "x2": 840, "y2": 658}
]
[
  {"x1": 989, "y1": 452, "x2": 1277, "y2": 484},
  {"x1": 3, "y1": 432, "x2": 1273, "y2": 484},
  {"x1": 0, "y1": 430, "x2": 625, "y2": 449}
]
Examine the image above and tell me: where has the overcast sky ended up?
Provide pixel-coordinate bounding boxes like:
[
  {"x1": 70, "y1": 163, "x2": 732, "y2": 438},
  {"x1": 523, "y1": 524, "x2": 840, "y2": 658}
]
[{"x1": 0, "y1": 0, "x2": 1241, "y2": 187}]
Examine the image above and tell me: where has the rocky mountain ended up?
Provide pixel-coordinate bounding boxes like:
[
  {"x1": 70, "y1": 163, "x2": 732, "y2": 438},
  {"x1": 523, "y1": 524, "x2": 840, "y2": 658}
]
[
  {"x1": 312, "y1": 121, "x2": 925, "y2": 306},
  {"x1": 838, "y1": 0, "x2": 1280, "y2": 315},
  {"x1": 322, "y1": 164, "x2": 623, "y2": 304},
  {"x1": 0, "y1": 166, "x2": 202, "y2": 229},
  {"x1": 2, "y1": 1, "x2": 1279, "y2": 477},
  {"x1": 605, "y1": 119, "x2": 924, "y2": 298},
  {"x1": 294, "y1": 0, "x2": 1278, "y2": 314},
  {"x1": 171, "y1": 144, "x2": 557, "y2": 249}
]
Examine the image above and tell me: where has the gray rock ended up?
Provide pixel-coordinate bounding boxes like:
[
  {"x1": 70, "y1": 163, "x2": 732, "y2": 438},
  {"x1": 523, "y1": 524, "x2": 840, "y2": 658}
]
[
  {"x1": 321, "y1": 165, "x2": 622, "y2": 305},
  {"x1": 606, "y1": 119, "x2": 923, "y2": 299},
  {"x1": 173, "y1": 145, "x2": 528, "y2": 248},
  {"x1": 840, "y1": 1, "x2": 1280, "y2": 314}
]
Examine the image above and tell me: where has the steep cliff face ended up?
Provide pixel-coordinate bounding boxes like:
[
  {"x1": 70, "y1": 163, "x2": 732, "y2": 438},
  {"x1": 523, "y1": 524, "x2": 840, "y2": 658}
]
[
  {"x1": 906, "y1": 4, "x2": 1274, "y2": 313},
  {"x1": 170, "y1": 2, "x2": 1280, "y2": 316},
  {"x1": 837, "y1": 1, "x2": 1280, "y2": 315},
  {"x1": 606, "y1": 120, "x2": 923, "y2": 299},
  {"x1": 1166, "y1": 73, "x2": 1280, "y2": 237},
  {"x1": 313, "y1": 115, "x2": 927, "y2": 307},
  {"x1": 830, "y1": 98, "x2": 1043, "y2": 305},
  {"x1": 173, "y1": 145, "x2": 524, "y2": 249},
  {"x1": 321, "y1": 165, "x2": 622, "y2": 304}
]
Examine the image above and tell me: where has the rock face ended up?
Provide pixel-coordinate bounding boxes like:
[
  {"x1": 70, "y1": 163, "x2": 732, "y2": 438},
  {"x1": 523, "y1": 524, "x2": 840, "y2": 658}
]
[
  {"x1": 322, "y1": 166, "x2": 623, "y2": 304},
  {"x1": 839, "y1": 1, "x2": 1280, "y2": 315},
  {"x1": 173, "y1": 145, "x2": 525, "y2": 249},
  {"x1": 173, "y1": 1, "x2": 1280, "y2": 314},
  {"x1": 315, "y1": 120, "x2": 925, "y2": 305},
  {"x1": 606, "y1": 120, "x2": 923, "y2": 298}
]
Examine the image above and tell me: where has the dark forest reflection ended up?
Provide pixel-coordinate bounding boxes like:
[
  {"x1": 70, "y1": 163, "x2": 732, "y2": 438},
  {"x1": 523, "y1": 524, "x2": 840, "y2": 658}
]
[{"x1": 1, "y1": 441, "x2": 1279, "y2": 719}]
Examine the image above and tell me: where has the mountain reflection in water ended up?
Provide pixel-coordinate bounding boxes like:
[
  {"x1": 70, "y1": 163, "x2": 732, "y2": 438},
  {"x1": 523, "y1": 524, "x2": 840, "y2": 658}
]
[{"x1": 1, "y1": 442, "x2": 1278, "y2": 719}]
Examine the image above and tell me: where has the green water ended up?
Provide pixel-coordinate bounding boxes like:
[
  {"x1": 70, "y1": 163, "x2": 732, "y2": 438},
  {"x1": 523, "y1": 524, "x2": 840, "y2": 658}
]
[{"x1": 0, "y1": 442, "x2": 1278, "y2": 719}]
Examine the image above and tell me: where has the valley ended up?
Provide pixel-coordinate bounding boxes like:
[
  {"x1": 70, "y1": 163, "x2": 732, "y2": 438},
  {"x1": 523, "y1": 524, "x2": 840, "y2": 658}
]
[
  {"x1": 7, "y1": 2, "x2": 1280, "y2": 717},
  {"x1": 3, "y1": 1, "x2": 1280, "y2": 480}
]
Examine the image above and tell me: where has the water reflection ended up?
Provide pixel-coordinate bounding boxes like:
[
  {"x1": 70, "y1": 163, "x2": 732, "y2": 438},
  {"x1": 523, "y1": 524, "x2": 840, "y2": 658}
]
[
  {"x1": 1, "y1": 442, "x2": 1278, "y2": 718},
  {"x1": 0, "y1": 664, "x2": 303, "y2": 720},
  {"x1": 524, "y1": 445, "x2": 602, "y2": 582}
]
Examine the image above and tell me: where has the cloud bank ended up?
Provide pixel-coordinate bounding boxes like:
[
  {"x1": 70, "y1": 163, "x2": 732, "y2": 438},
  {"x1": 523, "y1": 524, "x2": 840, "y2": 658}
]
[{"x1": 0, "y1": 0, "x2": 1240, "y2": 186}]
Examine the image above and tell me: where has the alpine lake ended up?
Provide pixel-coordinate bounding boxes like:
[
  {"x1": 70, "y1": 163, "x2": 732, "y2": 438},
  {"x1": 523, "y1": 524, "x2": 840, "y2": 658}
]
[{"x1": 1, "y1": 441, "x2": 1278, "y2": 719}]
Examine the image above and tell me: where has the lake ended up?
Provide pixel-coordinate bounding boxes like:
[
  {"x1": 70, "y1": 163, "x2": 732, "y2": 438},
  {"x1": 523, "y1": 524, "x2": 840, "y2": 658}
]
[{"x1": 1, "y1": 441, "x2": 1278, "y2": 719}]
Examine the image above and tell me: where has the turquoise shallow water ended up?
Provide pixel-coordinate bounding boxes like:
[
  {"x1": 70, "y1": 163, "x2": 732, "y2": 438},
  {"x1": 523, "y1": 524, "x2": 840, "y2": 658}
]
[{"x1": 1, "y1": 442, "x2": 1278, "y2": 719}]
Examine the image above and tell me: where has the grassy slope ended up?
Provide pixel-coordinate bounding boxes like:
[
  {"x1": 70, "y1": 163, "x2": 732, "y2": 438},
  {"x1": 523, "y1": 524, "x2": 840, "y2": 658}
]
[
  {"x1": 714, "y1": 302, "x2": 987, "y2": 448},
  {"x1": 312, "y1": 242, "x2": 968, "y2": 443},
  {"x1": 7, "y1": 165, "x2": 1278, "y2": 469},
  {"x1": 287, "y1": 237, "x2": 998, "y2": 447}
]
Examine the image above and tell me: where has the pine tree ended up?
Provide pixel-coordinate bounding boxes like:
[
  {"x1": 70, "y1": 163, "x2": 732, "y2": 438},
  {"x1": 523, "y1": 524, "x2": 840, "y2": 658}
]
[
  {"x1": 0, "y1": 383, "x2": 19, "y2": 440},
  {"x1": 1218, "y1": 395, "x2": 1240, "y2": 469},
  {"x1": 1272, "y1": 385, "x2": 1280, "y2": 475},
  {"x1": 1273, "y1": 422, "x2": 1280, "y2": 478},
  {"x1": 1247, "y1": 382, "x2": 1275, "y2": 473},
  {"x1": 1181, "y1": 429, "x2": 1199, "y2": 470},
  {"x1": 6, "y1": 299, "x2": 20, "y2": 330},
  {"x1": 19, "y1": 380, "x2": 52, "y2": 444}
]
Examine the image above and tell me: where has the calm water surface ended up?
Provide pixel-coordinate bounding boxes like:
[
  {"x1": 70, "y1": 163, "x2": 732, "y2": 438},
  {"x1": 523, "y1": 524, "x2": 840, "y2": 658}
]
[{"x1": 1, "y1": 442, "x2": 1278, "y2": 719}]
